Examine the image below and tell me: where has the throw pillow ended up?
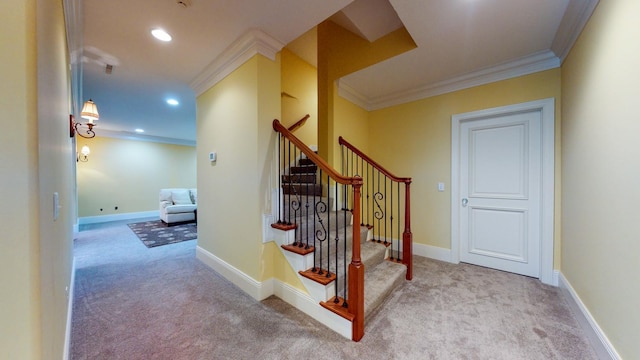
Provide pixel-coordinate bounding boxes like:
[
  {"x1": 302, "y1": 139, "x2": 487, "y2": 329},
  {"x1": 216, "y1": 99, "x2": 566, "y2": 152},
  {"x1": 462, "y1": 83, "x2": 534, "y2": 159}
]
[
  {"x1": 171, "y1": 189, "x2": 192, "y2": 205},
  {"x1": 190, "y1": 189, "x2": 198, "y2": 204}
]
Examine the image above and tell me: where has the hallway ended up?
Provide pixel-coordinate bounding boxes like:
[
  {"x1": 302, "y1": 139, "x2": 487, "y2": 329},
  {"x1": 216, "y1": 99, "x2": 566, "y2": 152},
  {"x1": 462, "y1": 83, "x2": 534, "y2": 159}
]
[{"x1": 70, "y1": 220, "x2": 598, "y2": 359}]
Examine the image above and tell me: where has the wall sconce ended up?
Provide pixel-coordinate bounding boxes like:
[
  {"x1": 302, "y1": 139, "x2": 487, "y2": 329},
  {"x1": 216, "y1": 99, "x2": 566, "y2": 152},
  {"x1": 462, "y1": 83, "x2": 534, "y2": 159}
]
[
  {"x1": 70, "y1": 99, "x2": 100, "y2": 138},
  {"x1": 77, "y1": 145, "x2": 90, "y2": 162}
]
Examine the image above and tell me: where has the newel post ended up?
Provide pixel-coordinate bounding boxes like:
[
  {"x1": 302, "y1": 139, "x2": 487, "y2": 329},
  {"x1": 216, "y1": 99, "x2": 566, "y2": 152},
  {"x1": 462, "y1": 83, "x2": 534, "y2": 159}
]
[
  {"x1": 348, "y1": 180, "x2": 364, "y2": 341},
  {"x1": 402, "y1": 181, "x2": 413, "y2": 280}
]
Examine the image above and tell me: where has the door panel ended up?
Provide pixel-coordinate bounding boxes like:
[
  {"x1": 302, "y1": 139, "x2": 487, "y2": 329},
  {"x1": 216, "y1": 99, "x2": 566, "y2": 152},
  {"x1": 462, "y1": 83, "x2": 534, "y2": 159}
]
[
  {"x1": 470, "y1": 123, "x2": 528, "y2": 198},
  {"x1": 459, "y1": 111, "x2": 540, "y2": 277},
  {"x1": 469, "y1": 207, "x2": 527, "y2": 262}
]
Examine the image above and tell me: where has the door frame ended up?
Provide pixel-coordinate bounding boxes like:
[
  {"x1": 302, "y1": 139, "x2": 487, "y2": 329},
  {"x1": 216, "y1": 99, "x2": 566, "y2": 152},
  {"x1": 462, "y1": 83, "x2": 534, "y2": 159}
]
[{"x1": 451, "y1": 98, "x2": 555, "y2": 285}]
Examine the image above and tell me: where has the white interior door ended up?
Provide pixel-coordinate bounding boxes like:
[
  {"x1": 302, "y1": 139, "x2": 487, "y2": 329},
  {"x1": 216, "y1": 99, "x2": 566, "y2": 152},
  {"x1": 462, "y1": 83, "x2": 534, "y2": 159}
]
[
  {"x1": 451, "y1": 99, "x2": 555, "y2": 282},
  {"x1": 460, "y1": 112, "x2": 540, "y2": 277}
]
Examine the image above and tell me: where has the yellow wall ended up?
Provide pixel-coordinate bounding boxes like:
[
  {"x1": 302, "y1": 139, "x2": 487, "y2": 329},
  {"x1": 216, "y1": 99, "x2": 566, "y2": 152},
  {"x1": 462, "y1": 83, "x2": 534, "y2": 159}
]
[
  {"x1": 76, "y1": 136, "x2": 196, "y2": 217},
  {"x1": 281, "y1": 48, "x2": 318, "y2": 147},
  {"x1": 317, "y1": 21, "x2": 416, "y2": 165},
  {"x1": 561, "y1": 0, "x2": 640, "y2": 358},
  {"x1": 0, "y1": 1, "x2": 41, "y2": 358},
  {"x1": 198, "y1": 55, "x2": 273, "y2": 280},
  {"x1": 333, "y1": 82, "x2": 371, "y2": 166},
  {"x1": 196, "y1": 52, "x2": 304, "y2": 289},
  {"x1": 1, "y1": 0, "x2": 74, "y2": 358},
  {"x1": 37, "y1": 0, "x2": 76, "y2": 357},
  {"x1": 368, "y1": 69, "x2": 562, "y2": 269}
]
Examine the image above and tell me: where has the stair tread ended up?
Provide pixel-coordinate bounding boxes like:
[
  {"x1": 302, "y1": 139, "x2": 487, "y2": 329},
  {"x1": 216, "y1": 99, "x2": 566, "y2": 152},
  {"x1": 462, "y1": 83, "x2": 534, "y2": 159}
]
[{"x1": 364, "y1": 260, "x2": 406, "y2": 319}]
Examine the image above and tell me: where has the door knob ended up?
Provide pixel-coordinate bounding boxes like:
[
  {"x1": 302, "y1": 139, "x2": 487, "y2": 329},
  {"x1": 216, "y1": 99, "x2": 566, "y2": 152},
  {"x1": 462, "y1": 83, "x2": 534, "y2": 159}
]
[{"x1": 461, "y1": 198, "x2": 468, "y2": 207}]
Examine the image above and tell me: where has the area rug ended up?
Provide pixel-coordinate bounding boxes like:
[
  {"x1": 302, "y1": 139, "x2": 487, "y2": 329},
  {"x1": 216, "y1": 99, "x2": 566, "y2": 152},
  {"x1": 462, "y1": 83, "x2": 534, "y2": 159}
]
[{"x1": 127, "y1": 220, "x2": 197, "y2": 248}]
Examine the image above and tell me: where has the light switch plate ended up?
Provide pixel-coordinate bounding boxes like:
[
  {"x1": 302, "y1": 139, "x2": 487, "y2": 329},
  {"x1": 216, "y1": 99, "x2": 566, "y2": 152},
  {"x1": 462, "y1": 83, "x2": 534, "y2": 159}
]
[
  {"x1": 438, "y1": 182, "x2": 445, "y2": 192},
  {"x1": 53, "y1": 192, "x2": 60, "y2": 220}
]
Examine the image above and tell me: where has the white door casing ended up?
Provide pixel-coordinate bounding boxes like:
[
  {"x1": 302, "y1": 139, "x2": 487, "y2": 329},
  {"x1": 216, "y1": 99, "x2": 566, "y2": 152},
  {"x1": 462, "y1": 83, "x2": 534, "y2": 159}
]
[{"x1": 451, "y1": 98, "x2": 555, "y2": 285}]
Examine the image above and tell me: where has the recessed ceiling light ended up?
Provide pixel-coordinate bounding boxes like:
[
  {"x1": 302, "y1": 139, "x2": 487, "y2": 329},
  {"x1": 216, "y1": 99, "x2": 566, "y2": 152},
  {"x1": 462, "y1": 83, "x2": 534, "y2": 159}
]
[
  {"x1": 166, "y1": 98, "x2": 179, "y2": 106},
  {"x1": 135, "y1": 128, "x2": 145, "y2": 133},
  {"x1": 151, "y1": 28, "x2": 172, "y2": 42}
]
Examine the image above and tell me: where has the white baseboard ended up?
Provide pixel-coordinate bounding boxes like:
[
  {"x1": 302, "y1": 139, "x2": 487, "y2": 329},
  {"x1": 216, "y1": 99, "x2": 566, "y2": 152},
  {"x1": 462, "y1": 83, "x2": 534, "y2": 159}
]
[
  {"x1": 63, "y1": 257, "x2": 76, "y2": 360},
  {"x1": 195, "y1": 246, "x2": 273, "y2": 301},
  {"x1": 78, "y1": 210, "x2": 159, "y2": 225},
  {"x1": 558, "y1": 272, "x2": 620, "y2": 360},
  {"x1": 413, "y1": 243, "x2": 453, "y2": 263},
  {"x1": 195, "y1": 245, "x2": 352, "y2": 339},
  {"x1": 272, "y1": 279, "x2": 351, "y2": 339}
]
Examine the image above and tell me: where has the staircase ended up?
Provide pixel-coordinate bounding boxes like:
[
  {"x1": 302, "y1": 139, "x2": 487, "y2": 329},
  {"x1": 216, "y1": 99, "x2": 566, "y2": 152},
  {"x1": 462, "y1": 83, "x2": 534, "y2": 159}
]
[
  {"x1": 280, "y1": 156, "x2": 406, "y2": 320},
  {"x1": 271, "y1": 119, "x2": 413, "y2": 341}
]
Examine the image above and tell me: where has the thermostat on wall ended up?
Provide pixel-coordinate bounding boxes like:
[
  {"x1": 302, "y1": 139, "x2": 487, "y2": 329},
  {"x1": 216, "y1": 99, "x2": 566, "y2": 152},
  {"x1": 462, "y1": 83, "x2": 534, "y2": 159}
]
[{"x1": 209, "y1": 151, "x2": 217, "y2": 162}]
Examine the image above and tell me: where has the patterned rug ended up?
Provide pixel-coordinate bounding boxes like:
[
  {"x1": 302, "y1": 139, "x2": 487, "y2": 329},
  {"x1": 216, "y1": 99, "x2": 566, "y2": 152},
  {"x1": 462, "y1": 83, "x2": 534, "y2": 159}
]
[{"x1": 127, "y1": 220, "x2": 197, "y2": 248}]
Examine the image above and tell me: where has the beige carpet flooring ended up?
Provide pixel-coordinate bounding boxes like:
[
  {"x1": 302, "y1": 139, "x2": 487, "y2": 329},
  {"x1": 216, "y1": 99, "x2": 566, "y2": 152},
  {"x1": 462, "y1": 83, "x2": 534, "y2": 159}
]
[{"x1": 70, "y1": 220, "x2": 599, "y2": 359}]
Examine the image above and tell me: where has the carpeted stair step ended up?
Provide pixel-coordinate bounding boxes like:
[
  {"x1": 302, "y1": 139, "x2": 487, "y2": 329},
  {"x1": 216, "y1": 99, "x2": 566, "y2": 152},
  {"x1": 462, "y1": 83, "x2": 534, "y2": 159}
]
[
  {"x1": 282, "y1": 174, "x2": 316, "y2": 183},
  {"x1": 311, "y1": 225, "x2": 376, "y2": 268},
  {"x1": 282, "y1": 183, "x2": 323, "y2": 196},
  {"x1": 288, "y1": 213, "x2": 353, "y2": 249},
  {"x1": 363, "y1": 260, "x2": 406, "y2": 320},
  {"x1": 298, "y1": 157, "x2": 314, "y2": 166},
  {"x1": 290, "y1": 165, "x2": 317, "y2": 174}
]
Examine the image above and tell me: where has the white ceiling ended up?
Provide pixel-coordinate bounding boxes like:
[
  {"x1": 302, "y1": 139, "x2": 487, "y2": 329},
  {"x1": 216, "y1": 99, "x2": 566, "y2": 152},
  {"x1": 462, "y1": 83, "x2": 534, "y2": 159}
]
[{"x1": 78, "y1": 0, "x2": 597, "y2": 144}]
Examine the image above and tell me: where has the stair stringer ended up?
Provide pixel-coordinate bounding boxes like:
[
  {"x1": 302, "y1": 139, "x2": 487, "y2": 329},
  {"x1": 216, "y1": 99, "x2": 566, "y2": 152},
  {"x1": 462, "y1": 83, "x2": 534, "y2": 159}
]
[{"x1": 271, "y1": 227, "x2": 352, "y2": 339}]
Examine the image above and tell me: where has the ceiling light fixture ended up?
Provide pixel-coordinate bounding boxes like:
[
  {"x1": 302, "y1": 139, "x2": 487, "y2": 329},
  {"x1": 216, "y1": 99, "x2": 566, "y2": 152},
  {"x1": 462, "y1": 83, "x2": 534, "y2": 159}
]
[
  {"x1": 70, "y1": 99, "x2": 100, "y2": 138},
  {"x1": 135, "y1": 128, "x2": 145, "y2": 133},
  {"x1": 166, "y1": 98, "x2": 179, "y2": 106},
  {"x1": 151, "y1": 28, "x2": 172, "y2": 42}
]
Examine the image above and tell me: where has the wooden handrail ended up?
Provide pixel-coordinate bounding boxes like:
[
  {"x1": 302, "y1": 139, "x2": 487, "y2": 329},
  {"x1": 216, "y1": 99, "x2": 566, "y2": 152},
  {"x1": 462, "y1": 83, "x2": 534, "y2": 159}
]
[
  {"x1": 275, "y1": 118, "x2": 365, "y2": 341},
  {"x1": 338, "y1": 136, "x2": 411, "y2": 183},
  {"x1": 287, "y1": 114, "x2": 310, "y2": 132},
  {"x1": 274, "y1": 120, "x2": 362, "y2": 186},
  {"x1": 340, "y1": 135, "x2": 413, "y2": 281}
]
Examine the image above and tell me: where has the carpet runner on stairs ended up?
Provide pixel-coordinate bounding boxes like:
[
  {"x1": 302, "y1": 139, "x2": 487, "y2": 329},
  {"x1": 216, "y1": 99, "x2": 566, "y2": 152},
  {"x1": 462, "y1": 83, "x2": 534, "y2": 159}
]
[{"x1": 278, "y1": 155, "x2": 407, "y2": 322}]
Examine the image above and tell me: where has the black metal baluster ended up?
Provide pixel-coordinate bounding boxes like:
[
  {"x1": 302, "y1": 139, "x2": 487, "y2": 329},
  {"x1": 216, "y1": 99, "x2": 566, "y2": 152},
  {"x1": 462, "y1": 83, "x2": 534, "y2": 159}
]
[
  {"x1": 311, "y1": 163, "x2": 316, "y2": 252},
  {"x1": 286, "y1": 139, "x2": 292, "y2": 226},
  {"x1": 315, "y1": 170, "x2": 326, "y2": 275},
  {"x1": 397, "y1": 182, "x2": 402, "y2": 262},
  {"x1": 384, "y1": 176, "x2": 389, "y2": 246},
  {"x1": 343, "y1": 183, "x2": 348, "y2": 307},
  {"x1": 390, "y1": 177, "x2": 394, "y2": 260},
  {"x1": 359, "y1": 153, "x2": 364, "y2": 226},
  {"x1": 367, "y1": 163, "x2": 373, "y2": 228},
  {"x1": 304, "y1": 154, "x2": 310, "y2": 249},
  {"x1": 375, "y1": 169, "x2": 382, "y2": 243},
  {"x1": 326, "y1": 175, "x2": 331, "y2": 277},
  {"x1": 292, "y1": 146, "x2": 300, "y2": 246},
  {"x1": 277, "y1": 133, "x2": 282, "y2": 224},
  {"x1": 334, "y1": 183, "x2": 340, "y2": 302}
]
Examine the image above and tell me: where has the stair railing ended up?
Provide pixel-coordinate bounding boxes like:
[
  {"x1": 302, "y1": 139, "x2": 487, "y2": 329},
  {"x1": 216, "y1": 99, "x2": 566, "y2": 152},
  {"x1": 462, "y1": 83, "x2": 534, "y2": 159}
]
[
  {"x1": 272, "y1": 119, "x2": 366, "y2": 341},
  {"x1": 287, "y1": 114, "x2": 310, "y2": 132},
  {"x1": 339, "y1": 136, "x2": 413, "y2": 280}
]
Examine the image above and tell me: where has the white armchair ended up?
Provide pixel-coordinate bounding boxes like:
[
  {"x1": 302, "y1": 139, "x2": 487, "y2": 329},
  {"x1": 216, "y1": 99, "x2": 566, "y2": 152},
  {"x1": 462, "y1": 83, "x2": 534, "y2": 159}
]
[{"x1": 159, "y1": 188, "x2": 197, "y2": 225}]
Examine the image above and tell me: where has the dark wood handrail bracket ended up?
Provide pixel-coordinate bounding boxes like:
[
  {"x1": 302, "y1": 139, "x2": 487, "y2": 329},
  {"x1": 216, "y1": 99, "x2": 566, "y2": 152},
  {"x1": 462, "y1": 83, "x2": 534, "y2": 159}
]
[
  {"x1": 274, "y1": 120, "x2": 362, "y2": 186},
  {"x1": 287, "y1": 114, "x2": 310, "y2": 132},
  {"x1": 338, "y1": 136, "x2": 411, "y2": 183}
]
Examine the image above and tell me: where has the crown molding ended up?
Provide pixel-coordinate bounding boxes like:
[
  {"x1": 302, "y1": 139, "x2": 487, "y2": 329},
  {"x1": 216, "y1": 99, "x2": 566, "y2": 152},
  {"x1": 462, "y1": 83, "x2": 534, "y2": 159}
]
[
  {"x1": 552, "y1": 0, "x2": 599, "y2": 63},
  {"x1": 97, "y1": 129, "x2": 196, "y2": 147},
  {"x1": 189, "y1": 29, "x2": 285, "y2": 96},
  {"x1": 340, "y1": 50, "x2": 561, "y2": 111},
  {"x1": 337, "y1": 80, "x2": 374, "y2": 111}
]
